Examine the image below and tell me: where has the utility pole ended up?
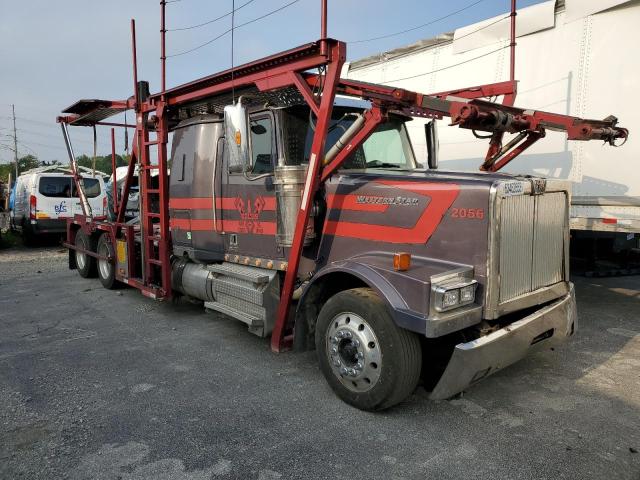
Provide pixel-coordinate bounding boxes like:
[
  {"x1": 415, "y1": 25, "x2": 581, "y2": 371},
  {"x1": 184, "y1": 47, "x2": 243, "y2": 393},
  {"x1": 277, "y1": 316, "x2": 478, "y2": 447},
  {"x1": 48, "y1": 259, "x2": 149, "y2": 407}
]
[{"x1": 11, "y1": 104, "x2": 18, "y2": 179}]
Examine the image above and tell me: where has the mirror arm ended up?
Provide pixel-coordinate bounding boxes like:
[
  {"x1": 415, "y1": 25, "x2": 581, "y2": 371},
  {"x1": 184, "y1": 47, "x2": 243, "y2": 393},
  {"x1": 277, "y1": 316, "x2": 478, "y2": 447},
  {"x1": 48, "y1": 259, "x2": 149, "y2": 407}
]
[{"x1": 242, "y1": 169, "x2": 274, "y2": 182}]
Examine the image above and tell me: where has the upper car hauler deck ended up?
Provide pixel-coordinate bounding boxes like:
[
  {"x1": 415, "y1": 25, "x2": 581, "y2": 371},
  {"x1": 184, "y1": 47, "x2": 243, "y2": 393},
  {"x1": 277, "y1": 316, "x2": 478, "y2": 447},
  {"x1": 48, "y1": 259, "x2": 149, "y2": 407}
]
[{"x1": 56, "y1": 25, "x2": 627, "y2": 409}]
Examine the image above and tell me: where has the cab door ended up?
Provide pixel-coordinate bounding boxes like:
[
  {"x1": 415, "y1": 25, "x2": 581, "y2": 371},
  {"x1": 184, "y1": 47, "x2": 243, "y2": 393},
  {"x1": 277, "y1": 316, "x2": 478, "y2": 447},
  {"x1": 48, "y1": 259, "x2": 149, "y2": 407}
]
[
  {"x1": 221, "y1": 110, "x2": 281, "y2": 260},
  {"x1": 169, "y1": 116, "x2": 226, "y2": 263}
]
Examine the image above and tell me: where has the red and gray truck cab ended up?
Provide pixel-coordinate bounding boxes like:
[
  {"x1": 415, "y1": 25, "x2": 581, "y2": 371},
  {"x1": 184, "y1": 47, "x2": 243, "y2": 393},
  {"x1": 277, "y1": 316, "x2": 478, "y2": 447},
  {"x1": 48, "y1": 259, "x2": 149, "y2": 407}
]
[{"x1": 168, "y1": 101, "x2": 576, "y2": 405}]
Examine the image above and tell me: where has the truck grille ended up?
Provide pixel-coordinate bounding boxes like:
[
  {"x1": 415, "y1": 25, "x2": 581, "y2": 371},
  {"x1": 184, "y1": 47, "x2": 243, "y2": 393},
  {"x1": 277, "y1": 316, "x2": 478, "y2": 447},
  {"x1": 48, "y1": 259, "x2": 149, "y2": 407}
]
[{"x1": 499, "y1": 192, "x2": 567, "y2": 303}]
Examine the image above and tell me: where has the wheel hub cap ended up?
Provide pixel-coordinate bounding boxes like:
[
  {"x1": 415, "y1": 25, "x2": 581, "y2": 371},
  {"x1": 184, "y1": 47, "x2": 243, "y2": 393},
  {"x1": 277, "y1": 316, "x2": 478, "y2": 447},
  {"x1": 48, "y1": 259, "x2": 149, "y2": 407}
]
[
  {"x1": 98, "y1": 242, "x2": 110, "y2": 279},
  {"x1": 75, "y1": 237, "x2": 87, "y2": 269},
  {"x1": 326, "y1": 312, "x2": 381, "y2": 393}
]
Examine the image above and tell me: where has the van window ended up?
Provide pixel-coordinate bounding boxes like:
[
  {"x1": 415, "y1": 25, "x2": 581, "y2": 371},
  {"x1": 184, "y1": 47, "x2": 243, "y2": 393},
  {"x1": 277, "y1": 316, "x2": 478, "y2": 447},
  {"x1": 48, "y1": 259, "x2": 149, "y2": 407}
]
[{"x1": 38, "y1": 176, "x2": 101, "y2": 198}]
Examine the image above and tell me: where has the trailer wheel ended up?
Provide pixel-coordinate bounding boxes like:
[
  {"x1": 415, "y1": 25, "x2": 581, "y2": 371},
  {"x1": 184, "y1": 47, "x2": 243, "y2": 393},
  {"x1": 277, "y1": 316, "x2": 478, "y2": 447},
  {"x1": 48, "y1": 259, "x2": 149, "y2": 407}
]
[
  {"x1": 315, "y1": 288, "x2": 422, "y2": 411},
  {"x1": 75, "y1": 230, "x2": 97, "y2": 278},
  {"x1": 96, "y1": 233, "x2": 118, "y2": 289}
]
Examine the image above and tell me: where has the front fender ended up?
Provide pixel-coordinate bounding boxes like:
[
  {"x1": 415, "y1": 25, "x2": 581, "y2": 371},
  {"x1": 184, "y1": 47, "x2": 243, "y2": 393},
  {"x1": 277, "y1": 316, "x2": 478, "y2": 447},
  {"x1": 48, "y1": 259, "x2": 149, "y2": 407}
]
[
  {"x1": 299, "y1": 259, "x2": 429, "y2": 335},
  {"x1": 297, "y1": 252, "x2": 484, "y2": 344}
]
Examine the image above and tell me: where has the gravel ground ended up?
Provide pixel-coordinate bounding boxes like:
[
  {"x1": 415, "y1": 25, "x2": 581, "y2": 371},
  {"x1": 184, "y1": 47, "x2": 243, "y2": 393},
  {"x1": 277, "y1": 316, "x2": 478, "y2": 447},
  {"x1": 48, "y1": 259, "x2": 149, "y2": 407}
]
[{"x1": 0, "y1": 244, "x2": 639, "y2": 480}]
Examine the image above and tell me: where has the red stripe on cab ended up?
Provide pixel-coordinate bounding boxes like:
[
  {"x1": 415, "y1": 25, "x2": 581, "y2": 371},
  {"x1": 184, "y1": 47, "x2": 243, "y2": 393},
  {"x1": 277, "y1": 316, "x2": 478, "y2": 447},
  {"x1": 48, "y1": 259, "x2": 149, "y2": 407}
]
[
  {"x1": 169, "y1": 196, "x2": 277, "y2": 211},
  {"x1": 324, "y1": 180, "x2": 460, "y2": 244}
]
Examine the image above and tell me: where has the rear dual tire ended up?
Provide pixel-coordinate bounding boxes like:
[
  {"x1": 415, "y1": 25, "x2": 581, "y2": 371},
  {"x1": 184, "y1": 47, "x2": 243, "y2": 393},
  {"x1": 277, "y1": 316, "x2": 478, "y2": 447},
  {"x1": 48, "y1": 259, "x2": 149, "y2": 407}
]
[
  {"x1": 75, "y1": 230, "x2": 97, "y2": 278},
  {"x1": 96, "y1": 233, "x2": 119, "y2": 290},
  {"x1": 315, "y1": 288, "x2": 422, "y2": 411}
]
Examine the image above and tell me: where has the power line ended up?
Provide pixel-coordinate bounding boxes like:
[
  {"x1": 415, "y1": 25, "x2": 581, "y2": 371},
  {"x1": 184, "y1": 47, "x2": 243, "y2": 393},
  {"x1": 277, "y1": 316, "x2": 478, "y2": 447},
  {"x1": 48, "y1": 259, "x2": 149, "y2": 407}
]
[
  {"x1": 168, "y1": 0, "x2": 258, "y2": 31},
  {"x1": 349, "y1": 0, "x2": 487, "y2": 44},
  {"x1": 12, "y1": 127, "x2": 111, "y2": 147},
  {"x1": 15, "y1": 141, "x2": 39, "y2": 157},
  {"x1": 168, "y1": 0, "x2": 302, "y2": 58},
  {"x1": 356, "y1": 15, "x2": 509, "y2": 84},
  {"x1": 383, "y1": 45, "x2": 508, "y2": 84},
  {"x1": 0, "y1": 115, "x2": 58, "y2": 129},
  {"x1": 388, "y1": 14, "x2": 507, "y2": 56},
  {"x1": 2, "y1": 116, "x2": 119, "y2": 144},
  {"x1": 18, "y1": 139, "x2": 66, "y2": 151}
]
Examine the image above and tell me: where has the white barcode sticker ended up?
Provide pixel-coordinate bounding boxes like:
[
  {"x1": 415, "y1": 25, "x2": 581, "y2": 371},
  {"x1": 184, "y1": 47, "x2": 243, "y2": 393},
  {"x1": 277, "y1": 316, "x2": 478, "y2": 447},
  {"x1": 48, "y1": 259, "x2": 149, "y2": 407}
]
[{"x1": 502, "y1": 181, "x2": 524, "y2": 196}]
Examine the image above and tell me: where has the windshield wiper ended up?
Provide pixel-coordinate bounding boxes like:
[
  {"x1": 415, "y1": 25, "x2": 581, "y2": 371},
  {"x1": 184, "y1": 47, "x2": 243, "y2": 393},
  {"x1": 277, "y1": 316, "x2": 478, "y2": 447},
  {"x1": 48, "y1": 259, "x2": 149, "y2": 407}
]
[{"x1": 366, "y1": 161, "x2": 401, "y2": 168}]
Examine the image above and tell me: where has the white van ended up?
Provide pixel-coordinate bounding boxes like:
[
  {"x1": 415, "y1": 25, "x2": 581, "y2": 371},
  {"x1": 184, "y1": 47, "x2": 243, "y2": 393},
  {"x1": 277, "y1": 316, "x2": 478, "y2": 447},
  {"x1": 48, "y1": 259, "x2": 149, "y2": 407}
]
[{"x1": 12, "y1": 166, "x2": 107, "y2": 243}]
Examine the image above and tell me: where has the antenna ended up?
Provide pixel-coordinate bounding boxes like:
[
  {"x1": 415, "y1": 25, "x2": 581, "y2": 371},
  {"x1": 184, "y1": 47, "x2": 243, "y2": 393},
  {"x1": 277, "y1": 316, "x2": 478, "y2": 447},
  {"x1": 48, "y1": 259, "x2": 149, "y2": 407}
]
[
  {"x1": 131, "y1": 19, "x2": 139, "y2": 109},
  {"x1": 510, "y1": 0, "x2": 517, "y2": 84},
  {"x1": 320, "y1": 0, "x2": 327, "y2": 55},
  {"x1": 231, "y1": 0, "x2": 236, "y2": 103},
  {"x1": 161, "y1": 0, "x2": 167, "y2": 93}
]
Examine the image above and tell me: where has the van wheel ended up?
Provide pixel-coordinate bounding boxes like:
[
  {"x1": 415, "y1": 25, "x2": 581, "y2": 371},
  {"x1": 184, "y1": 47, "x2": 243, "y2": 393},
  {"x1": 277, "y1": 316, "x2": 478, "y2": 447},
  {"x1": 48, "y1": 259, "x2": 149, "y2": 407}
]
[
  {"x1": 315, "y1": 288, "x2": 422, "y2": 411},
  {"x1": 21, "y1": 222, "x2": 35, "y2": 246},
  {"x1": 75, "y1": 230, "x2": 97, "y2": 278},
  {"x1": 96, "y1": 233, "x2": 119, "y2": 289}
]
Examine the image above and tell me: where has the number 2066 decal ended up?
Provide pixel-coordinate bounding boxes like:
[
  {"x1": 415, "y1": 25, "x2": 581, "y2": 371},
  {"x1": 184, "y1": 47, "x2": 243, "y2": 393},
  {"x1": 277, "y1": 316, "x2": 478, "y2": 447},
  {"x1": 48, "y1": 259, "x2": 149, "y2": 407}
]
[{"x1": 451, "y1": 208, "x2": 484, "y2": 219}]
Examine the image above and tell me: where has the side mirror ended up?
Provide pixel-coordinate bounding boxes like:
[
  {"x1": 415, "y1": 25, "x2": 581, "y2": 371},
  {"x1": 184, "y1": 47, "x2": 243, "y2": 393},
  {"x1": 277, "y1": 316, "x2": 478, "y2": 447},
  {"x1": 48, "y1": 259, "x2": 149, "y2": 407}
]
[
  {"x1": 224, "y1": 103, "x2": 249, "y2": 172},
  {"x1": 425, "y1": 120, "x2": 439, "y2": 169}
]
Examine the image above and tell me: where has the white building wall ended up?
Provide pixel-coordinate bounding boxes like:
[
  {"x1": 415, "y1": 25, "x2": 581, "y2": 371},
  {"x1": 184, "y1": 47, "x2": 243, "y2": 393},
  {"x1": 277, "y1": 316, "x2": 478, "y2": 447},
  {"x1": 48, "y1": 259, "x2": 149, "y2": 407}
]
[{"x1": 346, "y1": 1, "x2": 640, "y2": 231}]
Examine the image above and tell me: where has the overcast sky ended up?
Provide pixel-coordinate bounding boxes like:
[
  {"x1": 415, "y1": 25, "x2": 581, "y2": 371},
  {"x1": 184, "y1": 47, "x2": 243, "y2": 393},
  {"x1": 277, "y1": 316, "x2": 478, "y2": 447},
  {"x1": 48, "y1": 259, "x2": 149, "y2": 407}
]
[{"x1": 0, "y1": 0, "x2": 546, "y2": 164}]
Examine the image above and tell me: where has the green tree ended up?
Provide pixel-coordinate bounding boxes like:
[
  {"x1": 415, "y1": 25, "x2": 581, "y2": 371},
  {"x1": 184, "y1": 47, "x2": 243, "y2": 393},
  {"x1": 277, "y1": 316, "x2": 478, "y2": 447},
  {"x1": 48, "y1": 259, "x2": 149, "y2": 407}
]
[
  {"x1": 18, "y1": 154, "x2": 40, "y2": 173},
  {"x1": 0, "y1": 163, "x2": 13, "y2": 183},
  {"x1": 0, "y1": 155, "x2": 40, "y2": 183}
]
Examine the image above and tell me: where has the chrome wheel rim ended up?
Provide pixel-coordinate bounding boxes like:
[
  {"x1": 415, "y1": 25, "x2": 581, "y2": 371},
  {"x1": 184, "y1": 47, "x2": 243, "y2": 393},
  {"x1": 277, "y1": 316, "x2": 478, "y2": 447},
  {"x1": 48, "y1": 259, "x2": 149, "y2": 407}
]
[
  {"x1": 75, "y1": 236, "x2": 87, "y2": 271},
  {"x1": 98, "y1": 241, "x2": 111, "y2": 280},
  {"x1": 325, "y1": 312, "x2": 382, "y2": 393}
]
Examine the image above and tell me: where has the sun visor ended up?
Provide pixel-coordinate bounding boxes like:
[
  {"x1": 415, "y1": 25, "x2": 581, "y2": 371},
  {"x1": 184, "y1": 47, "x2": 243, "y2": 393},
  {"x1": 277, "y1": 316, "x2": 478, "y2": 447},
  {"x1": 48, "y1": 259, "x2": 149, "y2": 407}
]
[
  {"x1": 452, "y1": 0, "x2": 556, "y2": 54},
  {"x1": 564, "y1": 0, "x2": 633, "y2": 23}
]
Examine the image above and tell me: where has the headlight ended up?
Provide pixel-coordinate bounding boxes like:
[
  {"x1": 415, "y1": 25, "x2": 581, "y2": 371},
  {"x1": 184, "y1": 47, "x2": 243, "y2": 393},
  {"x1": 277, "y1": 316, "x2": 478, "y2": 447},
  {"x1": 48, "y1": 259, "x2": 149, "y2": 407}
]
[
  {"x1": 432, "y1": 280, "x2": 477, "y2": 312},
  {"x1": 460, "y1": 284, "x2": 475, "y2": 302},
  {"x1": 442, "y1": 289, "x2": 460, "y2": 309}
]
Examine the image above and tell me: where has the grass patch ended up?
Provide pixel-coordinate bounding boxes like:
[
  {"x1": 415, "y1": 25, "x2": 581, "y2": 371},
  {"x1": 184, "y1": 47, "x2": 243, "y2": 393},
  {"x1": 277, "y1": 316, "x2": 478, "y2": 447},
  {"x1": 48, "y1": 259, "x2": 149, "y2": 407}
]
[{"x1": 0, "y1": 230, "x2": 21, "y2": 249}]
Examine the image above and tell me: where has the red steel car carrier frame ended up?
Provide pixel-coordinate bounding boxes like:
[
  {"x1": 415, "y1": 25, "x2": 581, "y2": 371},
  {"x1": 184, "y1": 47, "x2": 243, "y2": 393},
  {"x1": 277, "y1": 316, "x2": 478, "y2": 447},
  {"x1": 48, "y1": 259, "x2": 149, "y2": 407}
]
[{"x1": 57, "y1": 1, "x2": 627, "y2": 352}]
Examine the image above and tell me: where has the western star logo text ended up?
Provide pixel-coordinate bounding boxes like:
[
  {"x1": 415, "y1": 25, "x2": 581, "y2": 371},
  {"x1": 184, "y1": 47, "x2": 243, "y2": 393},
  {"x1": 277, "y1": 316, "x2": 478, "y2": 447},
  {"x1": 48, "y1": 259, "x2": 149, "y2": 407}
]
[{"x1": 356, "y1": 195, "x2": 419, "y2": 206}]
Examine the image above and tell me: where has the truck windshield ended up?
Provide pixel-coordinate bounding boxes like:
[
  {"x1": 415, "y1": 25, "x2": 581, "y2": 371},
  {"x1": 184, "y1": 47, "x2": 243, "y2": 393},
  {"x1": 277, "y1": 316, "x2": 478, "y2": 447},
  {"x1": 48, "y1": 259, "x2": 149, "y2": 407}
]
[{"x1": 282, "y1": 107, "x2": 417, "y2": 170}]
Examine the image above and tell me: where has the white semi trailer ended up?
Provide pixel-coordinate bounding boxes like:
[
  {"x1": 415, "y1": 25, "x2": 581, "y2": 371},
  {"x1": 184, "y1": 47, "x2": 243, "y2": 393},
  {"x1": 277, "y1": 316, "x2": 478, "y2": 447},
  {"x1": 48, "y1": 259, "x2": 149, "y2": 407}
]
[{"x1": 345, "y1": 0, "x2": 638, "y2": 236}]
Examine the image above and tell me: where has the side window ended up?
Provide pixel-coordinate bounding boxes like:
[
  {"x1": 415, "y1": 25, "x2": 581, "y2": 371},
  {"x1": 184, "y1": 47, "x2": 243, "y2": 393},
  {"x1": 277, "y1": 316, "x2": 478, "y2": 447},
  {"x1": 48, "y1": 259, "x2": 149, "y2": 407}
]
[
  {"x1": 249, "y1": 115, "x2": 275, "y2": 174},
  {"x1": 178, "y1": 153, "x2": 186, "y2": 181}
]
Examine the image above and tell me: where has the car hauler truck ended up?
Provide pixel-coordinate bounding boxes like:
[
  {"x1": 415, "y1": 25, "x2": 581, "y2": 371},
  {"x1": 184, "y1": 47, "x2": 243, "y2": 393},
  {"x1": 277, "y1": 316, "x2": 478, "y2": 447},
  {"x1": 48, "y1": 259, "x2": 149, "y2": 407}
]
[{"x1": 57, "y1": 14, "x2": 627, "y2": 410}]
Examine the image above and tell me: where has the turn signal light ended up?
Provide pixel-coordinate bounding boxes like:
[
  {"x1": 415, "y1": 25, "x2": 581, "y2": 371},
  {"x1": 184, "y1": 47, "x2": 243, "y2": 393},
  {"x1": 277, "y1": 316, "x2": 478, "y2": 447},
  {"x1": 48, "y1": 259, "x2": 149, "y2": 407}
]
[
  {"x1": 235, "y1": 130, "x2": 242, "y2": 145},
  {"x1": 393, "y1": 252, "x2": 411, "y2": 271}
]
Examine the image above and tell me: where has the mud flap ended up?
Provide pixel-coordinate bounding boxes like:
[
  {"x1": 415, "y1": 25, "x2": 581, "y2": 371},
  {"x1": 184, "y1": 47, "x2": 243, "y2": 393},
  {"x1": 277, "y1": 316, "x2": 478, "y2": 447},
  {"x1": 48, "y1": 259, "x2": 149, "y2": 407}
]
[{"x1": 429, "y1": 284, "x2": 577, "y2": 400}]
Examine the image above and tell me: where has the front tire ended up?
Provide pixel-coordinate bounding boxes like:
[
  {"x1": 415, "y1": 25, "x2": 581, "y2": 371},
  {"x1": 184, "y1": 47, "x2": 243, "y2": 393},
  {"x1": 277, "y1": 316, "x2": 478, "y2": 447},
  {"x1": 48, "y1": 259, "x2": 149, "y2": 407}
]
[
  {"x1": 75, "y1": 230, "x2": 97, "y2": 278},
  {"x1": 315, "y1": 288, "x2": 422, "y2": 411},
  {"x1": 96, "y1": 233, "x2": 119, "y2": 289}
]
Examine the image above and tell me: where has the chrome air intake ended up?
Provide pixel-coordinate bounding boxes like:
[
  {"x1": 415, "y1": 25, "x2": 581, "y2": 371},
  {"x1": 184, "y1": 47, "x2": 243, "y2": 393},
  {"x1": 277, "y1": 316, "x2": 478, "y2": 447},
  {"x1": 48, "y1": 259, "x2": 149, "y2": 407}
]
[{"x1": 274, "y1": 165, "x2": 315, "y2": 247}]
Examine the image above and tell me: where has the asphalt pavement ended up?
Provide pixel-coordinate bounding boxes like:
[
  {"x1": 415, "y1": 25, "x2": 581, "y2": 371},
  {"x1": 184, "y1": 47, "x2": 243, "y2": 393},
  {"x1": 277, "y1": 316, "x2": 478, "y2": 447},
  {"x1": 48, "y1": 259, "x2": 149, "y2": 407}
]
[{"x1": 0, "y1": 244, "x2": 639, "y2": 479}]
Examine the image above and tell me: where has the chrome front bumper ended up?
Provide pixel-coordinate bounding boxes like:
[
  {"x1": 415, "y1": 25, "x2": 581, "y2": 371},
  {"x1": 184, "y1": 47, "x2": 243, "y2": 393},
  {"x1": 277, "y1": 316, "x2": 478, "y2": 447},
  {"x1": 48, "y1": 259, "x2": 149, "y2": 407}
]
[{"x1": 429, "y1": 283, "x2": 577, "y2": 400}]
